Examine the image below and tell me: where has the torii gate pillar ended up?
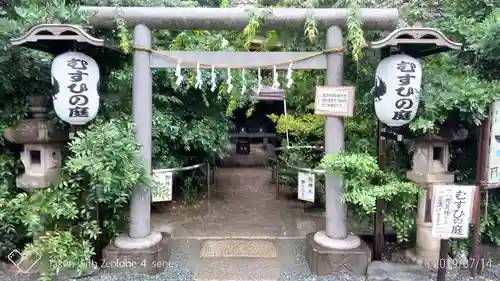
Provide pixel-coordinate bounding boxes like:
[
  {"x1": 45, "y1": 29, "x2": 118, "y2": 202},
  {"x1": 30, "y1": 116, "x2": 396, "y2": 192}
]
[{"x1": 305, "y1": 26, "x2": 371, "y2": 276}]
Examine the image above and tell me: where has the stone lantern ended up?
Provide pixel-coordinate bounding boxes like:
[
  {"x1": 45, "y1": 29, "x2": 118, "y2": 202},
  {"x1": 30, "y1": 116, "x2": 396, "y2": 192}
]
[
  {"x1": 405, "y1": 129, "x2": 467, "y2": 270},
  {"x1": 407, "y1": 137, "x2": 454, "y2": 182},
  {"x1": 4, "y1": 96, "x2": 68, "y2": 191}
]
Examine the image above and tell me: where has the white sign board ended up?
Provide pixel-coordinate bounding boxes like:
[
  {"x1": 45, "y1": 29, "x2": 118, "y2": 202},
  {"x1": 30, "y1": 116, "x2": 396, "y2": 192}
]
[
  {"x1": 487, "y1": 101, "x2": 500, "y2": 184},
  {"x1": 152, "y1": 170, "x2": 173, "y2": 202},
  {"x1": 432, "y1": 185, "x2": 475, "y2": 239},
  {"x1": 314, "y1": 86, "x2": 355, "y2": 117},
  {"x1": 297, "y1": 172, "x2": 315, "y2": 202},
  {"x1": 374, "y1": 54, "x2": 422, "y2": 127},
  {"x1": 51, "y1": 51, "x2": 100, "y2": 125}
]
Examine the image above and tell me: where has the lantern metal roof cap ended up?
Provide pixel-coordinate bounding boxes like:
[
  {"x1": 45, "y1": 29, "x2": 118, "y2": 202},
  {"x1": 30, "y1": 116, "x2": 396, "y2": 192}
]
[
  {"x1": 10, "y1": 23, "x2": 127, "y2": 67},
  {"x1": 11, "y1": 23, "x2": 103, "y2": 49},
  {"x1": 369, "y1": 27, "x2": 463, "y2": 57}
]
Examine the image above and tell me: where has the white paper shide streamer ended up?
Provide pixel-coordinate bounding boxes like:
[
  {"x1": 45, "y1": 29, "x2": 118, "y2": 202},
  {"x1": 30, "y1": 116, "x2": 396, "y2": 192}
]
[
  {"x1": 195, "y1": 61, "x2": 202, "y2": 89},
  {"x1": 211, "y1": 65, "x2": 217, "y2": 92},
  {"x1": 241, "y1": 68, "x2": 246, "y2": 95},
  {"x1": 226, "y1": 68, "x2": 233, "y2": 94},
  {"x1": 169, "y1": 60, "x2": 298, "y2": 94},
  {"x1": 272, "y1": 65, "x2": 280, "y2": 88},
  {"x1": 257, "y1": 68, "x2": 263, "y2": 94},
  {"x1": 286, "y1": 62, "x2": 293, "y2": 88},
  {"x1": 175, "y1": 61, "x2": 183, "y2": 87}
]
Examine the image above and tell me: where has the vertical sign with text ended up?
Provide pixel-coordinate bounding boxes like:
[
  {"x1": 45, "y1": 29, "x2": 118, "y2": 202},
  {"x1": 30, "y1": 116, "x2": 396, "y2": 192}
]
[
  {"x1": 152, "y1": 170, "x2": 173, "y2": 202},
  {"x1": 432, "y1": 185, "x2": 475, "y2": 239},
  {"x1": 487, "y1": 101, "x2": 500, "y2": 184},
  {"x1": 297, "y1": 172, "x2": 315, "y2": 202}
]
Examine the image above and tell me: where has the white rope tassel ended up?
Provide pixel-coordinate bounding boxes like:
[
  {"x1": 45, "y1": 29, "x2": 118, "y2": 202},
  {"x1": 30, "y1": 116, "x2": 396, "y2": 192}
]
[
  {"x1": 283, "y1": 99, "x2": 290, "y2": 148},
  {"x1": 211, "y1": 65, "x2": 217, "y2": 92},
  {"x1": 272, "y1": 65, "x2": 280, "y2": 88},
  {"x1": 195, "y1": 61, "x2": 202, "y2": 89},
  {"x1": 241, "y1": 68, "x2": 246, "y2": 95},
  {"x1": 175, "y1": 60, "x2": 183, "y2": 87},
  {"x1": 226, "y1": 68, "x2": 233, "y2": 94},
  {"x1": 286, "y1": 62, "x2": 294, "y2": 88},
  {"x1": 257, "y1": 68, "x2": 263, "y2": 94}
]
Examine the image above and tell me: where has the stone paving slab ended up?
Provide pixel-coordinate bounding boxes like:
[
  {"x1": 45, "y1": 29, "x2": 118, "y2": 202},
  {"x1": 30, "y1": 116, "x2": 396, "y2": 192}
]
[
  {"x1": 194, "y1": 257, "x2": 280, "y2": 281},
  {"x1": 200, "y1": 239, "x2": 278, "y2": 258}
]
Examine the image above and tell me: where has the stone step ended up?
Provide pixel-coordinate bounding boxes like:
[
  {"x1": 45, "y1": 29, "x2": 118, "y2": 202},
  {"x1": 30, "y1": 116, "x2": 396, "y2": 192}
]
[
  {"x1": 195, "y1": 239, "x2": 282, "y2": 281},
  {"x1": 200, "y1": 239, "x2": 278, "y2": 258},
  {"x1": 194, "y1": 257, "x2": 281, "y2": 281}
]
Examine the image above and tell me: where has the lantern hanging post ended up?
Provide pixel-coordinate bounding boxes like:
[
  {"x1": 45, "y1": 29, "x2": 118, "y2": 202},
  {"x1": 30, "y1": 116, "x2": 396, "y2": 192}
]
[
  {"x1": 373, "y1": 46, "x2": 391, "y2": 261},
  {"x1": 370, "y1": 27, "x2": 464, "y2": 277}
]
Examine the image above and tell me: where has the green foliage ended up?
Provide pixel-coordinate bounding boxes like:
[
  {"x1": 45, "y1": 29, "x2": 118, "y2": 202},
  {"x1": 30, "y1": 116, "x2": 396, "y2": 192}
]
[
  {"x1": 0, "y1": 155, "x2": 26, "y2": 258},
  {"x1": 179, "y1": 174, "x2": 204, "y2": 203},
  {"x1": 66, "y1": 119, "x2": 148, "y2": 201},
  {"x1": 4, "y1": 119, "x2": 146, "y2": 280},
  {"x1": 479, "y1": 194, "x2": 500, "y2": 245},
  {"x1": 268, "y1": 113, "x2": 324, "y2": 139},
  {"x1": 403, "y1": 2, "x2": 500, "y2": 133},
  {"x1": 276, "y1": 142, "x2": 326, "y2": 201},
  {"x1": 321, "y1": 153, "x2": 421, "y2": 241},
  {"x1": 410, "y1": 55, "x2": 500, "y2": 132}
]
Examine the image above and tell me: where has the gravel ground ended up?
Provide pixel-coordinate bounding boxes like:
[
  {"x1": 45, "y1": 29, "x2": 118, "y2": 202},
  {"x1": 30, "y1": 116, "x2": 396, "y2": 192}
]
[{"x1": 1, "y1": 239, "x2": 499, "y2": 281}]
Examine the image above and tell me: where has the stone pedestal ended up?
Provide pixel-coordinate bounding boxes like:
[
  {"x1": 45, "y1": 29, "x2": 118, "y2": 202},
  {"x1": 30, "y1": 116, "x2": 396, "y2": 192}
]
[
  {"x1": 405, "y1": 173, "x2": 454, "y2": 270},
  {"x1": 102, "y1": 232, "x2": 171, "y2": 274},
  {"x1": 306, "y1": 232, "x2": 371, "y2": 276},
  {"x1": 415, "y1": 217, "x2": 441, "y2": 264}
]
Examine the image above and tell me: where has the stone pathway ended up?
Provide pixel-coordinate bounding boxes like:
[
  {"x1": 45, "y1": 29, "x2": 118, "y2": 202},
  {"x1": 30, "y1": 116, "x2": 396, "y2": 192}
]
[{"x1": 151, "y1": 167, "x2": 375, "y2": 239}]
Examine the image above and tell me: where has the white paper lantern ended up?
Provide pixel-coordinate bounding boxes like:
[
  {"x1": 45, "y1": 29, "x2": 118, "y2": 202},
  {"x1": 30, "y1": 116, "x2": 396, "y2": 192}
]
[
  {"x1": 51, "y1": 51, "x2": 100, "y2": 125},
  {"x1": 374, "y1": 54, "x2": 422, "y2": 127}
]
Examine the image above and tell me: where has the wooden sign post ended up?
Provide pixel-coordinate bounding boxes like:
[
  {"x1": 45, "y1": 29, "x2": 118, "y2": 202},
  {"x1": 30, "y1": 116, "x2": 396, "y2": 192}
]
[
  {"x1": 314, "y1": 86, "x2": 355, "y2": 117},
  {"x1": 471, "y1": 101, "x2": 500, "y2": 276},
  {"x1": 432, "y1": 185, "x2": 476, "y2": 281},
  {"x1": 485, "y1": 101, "x2": 500, "y2": 184}
]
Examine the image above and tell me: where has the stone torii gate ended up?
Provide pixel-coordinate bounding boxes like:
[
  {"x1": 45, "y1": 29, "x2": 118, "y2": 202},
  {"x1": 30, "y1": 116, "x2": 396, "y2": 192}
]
[{"x1": 81, "y1": 7, "x2": 399, "y2": 275}]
